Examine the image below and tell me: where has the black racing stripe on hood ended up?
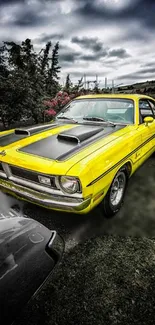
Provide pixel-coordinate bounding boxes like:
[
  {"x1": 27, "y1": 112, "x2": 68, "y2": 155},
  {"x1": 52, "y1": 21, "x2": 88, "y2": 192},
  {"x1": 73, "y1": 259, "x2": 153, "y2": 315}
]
[
  {"x1": 0, "y1": 132, "x2": 26, "y2": 147},
  {"x1": 19, "y1": 125, "x2": 125, "y2": 161},
  {"x1": 0, "y1": 123, "x2": 60, "y2": 147}
]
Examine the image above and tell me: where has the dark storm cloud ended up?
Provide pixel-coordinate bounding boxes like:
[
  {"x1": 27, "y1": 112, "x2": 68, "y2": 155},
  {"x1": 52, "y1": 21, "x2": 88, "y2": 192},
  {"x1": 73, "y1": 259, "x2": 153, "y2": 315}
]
[
  {"x1": 119, "y1": 67, "x2": 155, "y2": 81},
  {"x1": 6, "y1": 0, "x2": 51, "y2": 28},
  {"x1": 13, "y1": 11, "x2": 45, "y2": 27},
  {"x1": 119, "y1": 29, "x2": 150, "y2": 43},
  {"x1": 59, "y1": 44, "x2": 81, "y2": 63},
  {"x1": 59, "y1": 52, "x2": 81, "y2": 63},
  {"x1": 138, "y1": 68, "x2": 155, "y2": 75},
  {"x1": 108, "y1": 48, "x2": 131, "y2": 59},
  {"x1": 71, "y1": 36, "x2": 104, "y2": 53},
  {"x1": 1, "y1": 0, "x2": 50, "y2": 27},
  {"x1": 0, "y1": 0, "x2": 25, "y2": 5},
  {"x1": 42, "y1": 0, "x2": 62, "y2": 2},
  {"x1": 59, "y1": 41, "x2": 130, "y2": 64},
  {"x1": 36, "y1": 33, "x2": 64, "y2": 44},
  {"x1": 75, "y1": 0, "x2": 155, "y2": 30},
  {"x1": 71, "y1": 36, "x2": 130, "y2": 60},
  {"x1": 80, "y1": 54, "x2": 102, "y2": 61},
  {"x1": 140, "y1": 62, "x2": 155, "y2": 69},
  {"x1": 80, "y1": 49, "x2": 108, "y2": 61},
  {"x1": 80, "y1": 54, "x2": 95, "y2": 61},
  {"x1": 0, "y1": 0, "x2": 59, "y2": 4},
  {"x1": 71, "y1": 36, "x2": 112, "y2": 61}
]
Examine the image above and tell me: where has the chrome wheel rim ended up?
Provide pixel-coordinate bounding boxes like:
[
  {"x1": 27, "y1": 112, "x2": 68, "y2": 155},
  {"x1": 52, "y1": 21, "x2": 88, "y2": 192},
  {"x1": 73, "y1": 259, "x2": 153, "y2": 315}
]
[{"x1": 110, "y1": 172, "x2": 126, "y2": 207}]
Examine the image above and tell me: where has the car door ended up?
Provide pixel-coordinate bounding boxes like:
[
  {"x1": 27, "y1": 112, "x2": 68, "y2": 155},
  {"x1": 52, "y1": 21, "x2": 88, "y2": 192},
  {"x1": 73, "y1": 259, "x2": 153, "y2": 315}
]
[
  {"x1": 147, "y1": 98, "x2": 155, "y2": 148},
  {"x1": 137, "y1": 98, "x2": 155, "y2": 161}
]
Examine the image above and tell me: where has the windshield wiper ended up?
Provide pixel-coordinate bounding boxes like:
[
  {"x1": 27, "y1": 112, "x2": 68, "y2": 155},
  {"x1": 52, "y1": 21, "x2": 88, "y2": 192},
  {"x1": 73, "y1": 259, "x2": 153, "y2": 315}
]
[
  {"x1": 56, "y1": 116, "x2": 77, "y2": 123},
  {"x1": 83, "y1": 116, "x2": 116, "y2": 126}
]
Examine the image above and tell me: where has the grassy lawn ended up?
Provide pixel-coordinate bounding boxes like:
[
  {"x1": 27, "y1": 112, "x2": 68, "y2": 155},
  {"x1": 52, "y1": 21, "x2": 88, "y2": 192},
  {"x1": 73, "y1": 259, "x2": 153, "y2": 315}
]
[{"x1": 15, "y1": 236, "x2": 155, "y2": 325}]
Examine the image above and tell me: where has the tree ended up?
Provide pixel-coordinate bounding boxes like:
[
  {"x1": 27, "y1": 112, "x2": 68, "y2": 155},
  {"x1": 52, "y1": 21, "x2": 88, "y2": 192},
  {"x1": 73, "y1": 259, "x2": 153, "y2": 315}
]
[
  {"x1": 0, "y1": 38, "x2": 62, "y2": 128},
  {"x1": 0, "y1": 39, "x2": 46, "y2": 126},
  {"x1": 64, "y1": 74, "x2": 71, "y2": 93},
  {"x1": 20, "y1": 38, "x2": 37, "y2": 76},
  {"x1": 0, "y1": 44, "x2": 13, "y2": 127},
  {"x1": 71, "y1": 76, "x2": 84, "y2": 92},
  {"x1": 4, "y1": 41, "x2": 24, "y2": 70},
  {"x1": 93, "y1": 81, "x2": 100, "y2": 93},
  {"x1": 39, "y1": 41, "x2": 52, "y2": 77},
  {"x1": 47, "y1": 42, "x2": 61, "y2": 96},
  {"x1": 0, "y1": 70, "x2": 29, "y2": 127},
  {"x1": 0, "y1": 44, "x2": 8, "y2": 77}
]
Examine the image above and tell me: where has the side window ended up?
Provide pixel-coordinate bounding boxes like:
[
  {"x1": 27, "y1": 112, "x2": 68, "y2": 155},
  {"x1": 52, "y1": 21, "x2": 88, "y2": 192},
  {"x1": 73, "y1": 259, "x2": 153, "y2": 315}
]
[
  {"x1": 139, "y1": 99, "x2": 154, "y2": 124},
  {"x1": 148, "y1": 100, "x2": 155, "y2": 115}
]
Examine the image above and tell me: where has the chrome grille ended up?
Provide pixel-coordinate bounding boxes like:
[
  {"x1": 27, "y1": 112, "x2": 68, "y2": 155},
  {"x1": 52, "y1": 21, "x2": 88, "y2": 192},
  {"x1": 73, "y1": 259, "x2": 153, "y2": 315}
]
[
  {"x1": 9, "y1": 165, "x2": 57, "y2": 189},
  {"x1": 0, "y1": 162, "x2": 7, "y2": 178}
]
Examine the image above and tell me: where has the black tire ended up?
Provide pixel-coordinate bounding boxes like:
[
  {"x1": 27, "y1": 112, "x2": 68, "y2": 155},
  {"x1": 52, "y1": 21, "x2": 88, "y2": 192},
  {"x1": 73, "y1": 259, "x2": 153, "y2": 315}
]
[
  {"x1": 152, "y1": 151, "x2": 155, "y2": 157},
  {"x1": 100, "y1": 167, "x2": 128, "y2": 218}
]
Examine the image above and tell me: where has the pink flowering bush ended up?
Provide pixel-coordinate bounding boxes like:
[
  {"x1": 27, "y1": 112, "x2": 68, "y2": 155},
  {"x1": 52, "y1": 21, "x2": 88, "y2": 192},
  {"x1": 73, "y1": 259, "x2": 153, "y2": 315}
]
[
  {"x1": 43, "y1": 90, "x2": 86, "y2": 121},
  {"x1": 43, "y1": 91, "x2": 73, "y2": 118}
]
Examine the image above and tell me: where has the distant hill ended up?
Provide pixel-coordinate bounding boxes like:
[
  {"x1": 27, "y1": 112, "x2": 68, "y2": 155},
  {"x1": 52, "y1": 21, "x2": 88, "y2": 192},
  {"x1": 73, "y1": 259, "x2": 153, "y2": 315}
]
[{"x1": 116, "y1": 80, "x2": 155, "y2": 97}]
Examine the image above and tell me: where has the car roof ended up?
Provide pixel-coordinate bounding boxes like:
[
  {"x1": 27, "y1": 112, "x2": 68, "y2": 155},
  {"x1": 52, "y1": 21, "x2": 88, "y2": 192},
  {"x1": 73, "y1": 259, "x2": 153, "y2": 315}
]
[{"x1": 76, "y1": 94, "x2": 154, "y2": 101}]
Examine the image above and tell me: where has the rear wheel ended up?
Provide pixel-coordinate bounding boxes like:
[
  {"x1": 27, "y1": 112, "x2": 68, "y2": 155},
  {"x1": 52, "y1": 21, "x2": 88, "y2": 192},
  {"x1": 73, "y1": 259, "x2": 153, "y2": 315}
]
[{"x1": 100, "y1": 168, "x2": 128, "y2": 218}]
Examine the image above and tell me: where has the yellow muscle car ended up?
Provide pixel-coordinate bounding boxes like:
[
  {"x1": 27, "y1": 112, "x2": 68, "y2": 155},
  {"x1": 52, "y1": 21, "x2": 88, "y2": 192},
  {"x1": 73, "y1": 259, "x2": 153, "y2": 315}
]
[{"x1": 0, "y1": 94, "x2": 154, "y2": 217}]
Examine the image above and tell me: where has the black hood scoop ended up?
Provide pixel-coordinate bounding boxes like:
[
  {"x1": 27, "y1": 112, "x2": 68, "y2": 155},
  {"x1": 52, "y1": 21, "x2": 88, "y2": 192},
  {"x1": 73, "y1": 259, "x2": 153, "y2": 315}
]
[
  {"x1": 14, "y1": 123, "x2": 58, "y2": 136},
  {"x1": 15, "y1": 129, "x2": 30, "y2": 136},
  {"x1": 57, "y1": 125, "x2": 103, "y2": 144}
]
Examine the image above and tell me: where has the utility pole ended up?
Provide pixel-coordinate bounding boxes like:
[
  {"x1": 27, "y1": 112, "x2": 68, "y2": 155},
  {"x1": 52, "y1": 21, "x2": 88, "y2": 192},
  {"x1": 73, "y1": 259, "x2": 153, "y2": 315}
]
[
  {"x1": 86, "y1": 76, "x2": 99, "y2": 91},
  {"x1": 105, "y1": 77, "x2": 107, "y2": 89},
  {"x1": 112, "y1": 80, "x2": 115, "y2": 93},
  {"x1": 84, "y1": 74, "x2": 86, "y2": 90}
]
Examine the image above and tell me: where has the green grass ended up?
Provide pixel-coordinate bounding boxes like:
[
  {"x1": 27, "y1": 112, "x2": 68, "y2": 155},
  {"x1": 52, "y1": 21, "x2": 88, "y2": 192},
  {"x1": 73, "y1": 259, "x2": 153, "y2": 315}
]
[{"x1": 16, "y1": 235, "x2": 155, "y2": 325}]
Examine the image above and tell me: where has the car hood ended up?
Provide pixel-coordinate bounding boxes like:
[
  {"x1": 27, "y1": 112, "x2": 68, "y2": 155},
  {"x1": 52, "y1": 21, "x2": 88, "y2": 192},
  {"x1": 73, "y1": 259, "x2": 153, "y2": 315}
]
[
  {"x1": 0, "y1": 122, "x2": 61, "y2": 150},
  {"x1": 0, "y1": 214, "x2": 43, "y2": 248},
  {"x1": 0, "y1": 209, "x2": 64, "y2": 325},
  {"x1": 0, "y1": 122, "x2": 126, "y2": 175}
]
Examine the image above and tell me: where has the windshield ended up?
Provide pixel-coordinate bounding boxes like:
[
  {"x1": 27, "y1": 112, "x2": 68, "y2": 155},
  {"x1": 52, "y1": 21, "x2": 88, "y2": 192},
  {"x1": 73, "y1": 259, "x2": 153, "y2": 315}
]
[{"x1": 56, "y1": 98, "x2": 135, "y2": 124}]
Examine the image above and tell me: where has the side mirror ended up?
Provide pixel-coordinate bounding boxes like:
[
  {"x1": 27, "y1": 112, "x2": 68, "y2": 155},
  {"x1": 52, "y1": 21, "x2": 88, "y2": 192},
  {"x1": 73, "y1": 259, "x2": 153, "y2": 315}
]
[{"x1": 144, "y1": 116, "x2": 154, "y2": 126}]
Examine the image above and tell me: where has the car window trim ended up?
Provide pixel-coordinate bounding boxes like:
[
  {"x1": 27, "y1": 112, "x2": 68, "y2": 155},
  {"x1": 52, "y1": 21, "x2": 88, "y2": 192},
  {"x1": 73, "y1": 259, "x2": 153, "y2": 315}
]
[
  {"x1": 148, "y1": 99, "x2": 155, "y2": 114},
  {"x1": 138, "y1": 98, "x2": 155, "y2": 124}
]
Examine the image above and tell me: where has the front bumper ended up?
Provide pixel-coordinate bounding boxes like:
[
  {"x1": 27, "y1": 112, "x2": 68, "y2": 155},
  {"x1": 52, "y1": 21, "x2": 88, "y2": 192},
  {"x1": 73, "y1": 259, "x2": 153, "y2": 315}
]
[{"x1": 0, "y1": 179, "x2": 91, "y2": 212}]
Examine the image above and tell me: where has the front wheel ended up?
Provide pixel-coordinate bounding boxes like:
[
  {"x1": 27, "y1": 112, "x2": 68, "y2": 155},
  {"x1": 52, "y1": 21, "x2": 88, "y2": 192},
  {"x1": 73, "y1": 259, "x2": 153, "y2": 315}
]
[{"x1": 100, "y1": 169, "x2": 128, "y2": 218}]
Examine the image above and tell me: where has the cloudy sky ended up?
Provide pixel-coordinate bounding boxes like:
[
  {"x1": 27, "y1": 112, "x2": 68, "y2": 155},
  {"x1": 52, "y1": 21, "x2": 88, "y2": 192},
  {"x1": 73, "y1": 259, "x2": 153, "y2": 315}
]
[{"x1": 0, "y1": 0, "x2": 155, "y2": 87}]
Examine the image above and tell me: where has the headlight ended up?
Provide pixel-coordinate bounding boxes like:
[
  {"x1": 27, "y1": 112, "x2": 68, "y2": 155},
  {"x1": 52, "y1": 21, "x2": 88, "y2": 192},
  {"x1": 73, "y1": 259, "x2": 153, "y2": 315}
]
[{"x1": 56, "y1": 176, "x2": 80, "y2": 194}]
